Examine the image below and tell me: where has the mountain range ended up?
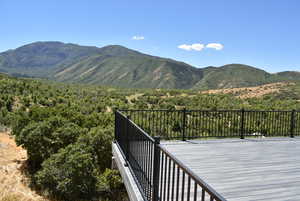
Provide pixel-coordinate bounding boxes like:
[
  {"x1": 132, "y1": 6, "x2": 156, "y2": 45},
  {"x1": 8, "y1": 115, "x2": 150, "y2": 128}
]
[{"x1": 0, "y1": 41, "x2": 299, "y2": 89}]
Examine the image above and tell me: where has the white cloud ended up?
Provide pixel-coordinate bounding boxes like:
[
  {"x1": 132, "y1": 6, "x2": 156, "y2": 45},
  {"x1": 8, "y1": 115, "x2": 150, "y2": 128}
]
[
  {"x1": 132, "y1": 36, "x2": 145, "y2": 40},
  {"x1": 178, "y1": 42, "x2": 224, "y2": 52},
  {"x1": 191, "y1": 43, "x2": 205, "y2": 51},
  {"x1": 178, "y1": 44, "x2": 193, "y2": 51},
  {"x1": 178, "y1": 43, "x2": 205, "y2": 51},
  {"x1": 206, "y1": 43, "x2": 224, "y2": 50}
]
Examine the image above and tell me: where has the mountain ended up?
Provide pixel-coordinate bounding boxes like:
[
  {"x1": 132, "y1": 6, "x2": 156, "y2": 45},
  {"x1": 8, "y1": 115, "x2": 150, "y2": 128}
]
[
  {"x1": 275, "y1": 71, "x2": 300, "y2": 81},
  {"x1": 0, "y1": 41, "x2": 102, "y2": 77},
  {"x1": 53, "y1": 45, "x2": 203, "y2": 88},
  {"x1": 0, "y1": 41, "x2": 299, "y2": 89},
  {"x1": 193, "y1": 64, "x2": 275, "y2": 89}
]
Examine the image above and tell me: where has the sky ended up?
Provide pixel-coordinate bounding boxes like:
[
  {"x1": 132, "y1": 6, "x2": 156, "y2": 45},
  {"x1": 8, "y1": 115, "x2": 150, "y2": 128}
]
[{"x1": 1, "y1": 0, "x2": 300, "y2": 73}]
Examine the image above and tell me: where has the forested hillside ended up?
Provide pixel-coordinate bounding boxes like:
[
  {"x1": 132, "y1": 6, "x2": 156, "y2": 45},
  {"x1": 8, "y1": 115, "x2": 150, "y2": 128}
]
[
  {"x1": 1, "y1": 42, "x2": 300, "y2": 89},
  {"x1": 0, "y1": 73, "x2": 300, "y2": 201}
]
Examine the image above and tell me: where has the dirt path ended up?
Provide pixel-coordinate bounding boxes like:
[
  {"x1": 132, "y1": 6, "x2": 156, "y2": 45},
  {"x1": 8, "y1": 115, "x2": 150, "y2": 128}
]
[{"x1": 0, "y1": 132, "x2": 47, "y2": 201}]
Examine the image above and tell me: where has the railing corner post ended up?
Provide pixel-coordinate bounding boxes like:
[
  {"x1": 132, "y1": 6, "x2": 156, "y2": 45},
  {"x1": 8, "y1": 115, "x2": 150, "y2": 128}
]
[
  {"x1": 290, "y1": 109, "x2": 295, "y2": 138},
  {"x1": 240, "y1": 108, "x2": 245, "y2": 139},
  {"x1": 152, "y1": 136, "x2": 161, "y2": 201}
]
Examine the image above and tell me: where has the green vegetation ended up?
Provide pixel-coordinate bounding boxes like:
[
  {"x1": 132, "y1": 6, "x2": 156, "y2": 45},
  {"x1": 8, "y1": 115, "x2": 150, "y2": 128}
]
[
  {"x1": 1, "y1": 42, "x2": 299, "y2": 89},
  {"x1": 0, "y1": 73, "x2": 300, "y2": 200}
]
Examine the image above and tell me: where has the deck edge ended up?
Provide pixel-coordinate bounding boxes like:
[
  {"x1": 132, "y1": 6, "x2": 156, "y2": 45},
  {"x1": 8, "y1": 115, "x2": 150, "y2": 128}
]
[{"x1": 112, "y1": 142, "x2": 145, "y2": 201}]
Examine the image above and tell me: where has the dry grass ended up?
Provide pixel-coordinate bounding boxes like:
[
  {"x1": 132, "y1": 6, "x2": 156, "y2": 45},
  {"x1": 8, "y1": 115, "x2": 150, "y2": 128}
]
[
  {"x1": 200, "y1": 82, "x2": 295, "y2": 99},
  {"x1": 0, "y1": 132, "x2": 49, "y2": 201}
]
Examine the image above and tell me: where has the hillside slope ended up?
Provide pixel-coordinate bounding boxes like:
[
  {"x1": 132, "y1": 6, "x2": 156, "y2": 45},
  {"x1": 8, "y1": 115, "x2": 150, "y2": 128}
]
[
  {"x1": 54, "y1": 46, "x2": 203, "y2": 89},
  {"x1": 0, "y1": 41, "x2": 102, "y2": 77},
  {"x1": 193, "y1": 64, "x2": 280, "y2": 89},
  {"x1": 0, "y1": 41, "x2": 300, "y2": 89}
]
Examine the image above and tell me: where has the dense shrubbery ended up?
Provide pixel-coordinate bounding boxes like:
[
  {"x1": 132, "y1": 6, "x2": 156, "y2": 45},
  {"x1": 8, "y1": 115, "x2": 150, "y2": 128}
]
[
  {"x1": 35, "y1": 127, "x2": 115, "y2": 200},
  {"x1": 17, "y1": 117, "x2": 85, "y2": 167},
  {"x1": 0, "y1": 73, "x2": 300, "y2": 200}
]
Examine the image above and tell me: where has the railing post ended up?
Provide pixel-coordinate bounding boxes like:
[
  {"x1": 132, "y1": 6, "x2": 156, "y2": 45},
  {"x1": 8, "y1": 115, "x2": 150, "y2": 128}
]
[
  {"x1": 290, "y1": 110, "x2": 295, "y2": 138},
  {"x1": 240, "y1": 108, "x2": 245, "y2": 139},
  {"x1": 125, "y1": 115, "x2": 131, "y2": 165},
  {"x1": 152, "y1": 136, "x2": 161, "y2": 201},
  {"x1": 114, "y1": 109, "x2": 117, "y2": 142},
  {"x1": 182, "y1": 108, "x2": 187, "y2": 141}
]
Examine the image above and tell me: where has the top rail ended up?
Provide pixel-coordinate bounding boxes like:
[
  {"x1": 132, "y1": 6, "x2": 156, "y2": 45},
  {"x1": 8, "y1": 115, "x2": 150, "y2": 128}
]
[
  {"x1": 120, "y1": 109, "x2": 300, "y2": 140},
  {"x1": 119, "y1": 109, "x2": 300, "y2": 112}
]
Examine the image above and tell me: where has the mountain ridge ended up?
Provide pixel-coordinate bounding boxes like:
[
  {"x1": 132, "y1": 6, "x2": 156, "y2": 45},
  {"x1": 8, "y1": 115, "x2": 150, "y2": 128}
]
[{"x1": 0, "y1": 41, "x2": 299, "y2": 89}]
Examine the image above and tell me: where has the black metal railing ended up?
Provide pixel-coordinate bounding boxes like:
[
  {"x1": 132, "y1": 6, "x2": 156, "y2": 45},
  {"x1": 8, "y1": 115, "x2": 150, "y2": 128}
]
[
  {"x1": 115, "y1": 110, "x2": 227, "y2": 201},
  {"x1": 157, "y1": 146, "x2": 226, "y2": 201},
  {"x1": 115, "y1": 111, "x2": 156, "y2": 201},
  {"x1": 120, "y1": 109, "x2": 300, "y2": 140}
]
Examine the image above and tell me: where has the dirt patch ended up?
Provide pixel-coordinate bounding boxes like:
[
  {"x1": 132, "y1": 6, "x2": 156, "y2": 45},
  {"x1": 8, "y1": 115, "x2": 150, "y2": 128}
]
[
  {"x1": 126, "y1": 93, "x2": 144, "y2": 105},
  {"x1": 200, "y1": 82, "x2": 295, "y2": 99},
  {"x1": 161, "y1": 92, "x2": 196, "y2": 99},
  {"x1": 0, "y1": 132, "x2": 47, "y2": 201},
  {"x1": 106, "y1": 106, "x2": 112, "y2": 113}
]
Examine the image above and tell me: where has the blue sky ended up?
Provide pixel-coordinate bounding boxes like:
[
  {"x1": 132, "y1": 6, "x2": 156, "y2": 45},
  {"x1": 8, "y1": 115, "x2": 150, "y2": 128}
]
[{"x1": 1, "y1": 0, "x2": 299, "y2": 73}]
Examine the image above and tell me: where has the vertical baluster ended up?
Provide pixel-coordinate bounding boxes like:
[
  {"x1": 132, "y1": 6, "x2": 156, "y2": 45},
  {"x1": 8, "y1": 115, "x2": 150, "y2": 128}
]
[
  {"x1": 193, "y1": 182, "x2": 197, "y2": 201},
  {"x1": 176, "y1": 167, "x2": 180, "y2": 201},
  {"x1": 201, "y1": 188, "x2": 205, "y2": 201},
  {"x1": 187, "y1": 176, "x2": 191, "y2": 201},
  {"x1": 167, "y1": 158, "x2": 171, "y2": 201},
  {"x1": 160, "y1": 152, "x2": 165, "y2": 200},
  {"x1": 171, "y1": 160, "x2": 176, "y2": 201},
  {"x1": 181, "y1": 172, "x2": 185, "y2": 201},
  {"x1": 163, "y1": 155, "x2": 168, "y2": 201},
  {"x1": 146, "y1": 140, "x2": 150, "y2": 197}
]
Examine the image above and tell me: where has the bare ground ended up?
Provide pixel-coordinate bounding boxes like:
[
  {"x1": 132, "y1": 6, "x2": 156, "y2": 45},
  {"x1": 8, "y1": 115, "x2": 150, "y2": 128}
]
[
  {"x1": 125, "y1": 93, "x2": 144, "y2": 105},
  {"x1": 106, "y1": 106, "x2": 112, "y2": 113},
  {"x1": 200, "y1": 82, "x2": 295, "y2": 99},
  {"x1": 0, "y1": 132, "x2": 48, "y2": 201}
]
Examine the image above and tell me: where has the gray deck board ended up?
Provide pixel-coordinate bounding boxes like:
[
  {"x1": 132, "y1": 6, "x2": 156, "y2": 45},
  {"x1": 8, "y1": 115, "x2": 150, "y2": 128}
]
[{"x1": 161, "y1": 137, "x2": 300, "y2": 201}]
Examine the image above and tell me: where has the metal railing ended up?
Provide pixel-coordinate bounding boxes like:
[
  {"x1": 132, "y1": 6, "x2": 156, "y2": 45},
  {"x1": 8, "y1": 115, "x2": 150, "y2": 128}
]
[
  {"x1": 115, "y1": 110, "x2": 227, "y2": 201},
  {"x1": 115, "y1": 111, "x2": 155, "y2": 201},
  {"x1": 157, "y1": 146, "x2": 226, "y2": 201},
  {"x1": 120, "y1": 109, "x2": 300, "y2": 140}
]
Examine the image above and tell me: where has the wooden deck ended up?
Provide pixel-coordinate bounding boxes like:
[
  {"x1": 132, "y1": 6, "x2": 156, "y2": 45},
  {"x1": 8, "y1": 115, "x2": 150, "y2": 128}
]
[{"x1": 161, "y1": 137, "x2": 300, "y2": 201}]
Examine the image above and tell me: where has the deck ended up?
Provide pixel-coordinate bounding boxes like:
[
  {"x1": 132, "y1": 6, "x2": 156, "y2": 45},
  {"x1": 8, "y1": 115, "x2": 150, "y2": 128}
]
[{"x1": 161, "y1": 137, "x2": 300, "y2": 201}]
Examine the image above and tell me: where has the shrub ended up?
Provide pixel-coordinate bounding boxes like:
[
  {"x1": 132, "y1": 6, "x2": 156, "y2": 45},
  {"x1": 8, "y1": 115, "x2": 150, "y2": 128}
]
[
  {"x1": 11, "y1": 110, "x2": 31, "y2": 136},
  {"x1": 76, "y1": 126, "x2": 114, "y2": 172},
  {"x1": 96, "y1": 169, "x2": 126, "y2": 201},
  {"x1": 16, "y1": 116, "x2": 85, "y2": 167},
  {"x1": 35, "y1": 127, "x2": 115, "y2": 201},
  {"x1": 35, "y1": 143, "x2": 98, "y2": 201}
]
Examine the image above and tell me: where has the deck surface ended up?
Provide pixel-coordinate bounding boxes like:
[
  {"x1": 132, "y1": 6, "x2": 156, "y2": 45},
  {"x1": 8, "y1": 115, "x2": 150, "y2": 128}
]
[{"x1": 161, "y1": 137, "x2": 300, "y2": 201}]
